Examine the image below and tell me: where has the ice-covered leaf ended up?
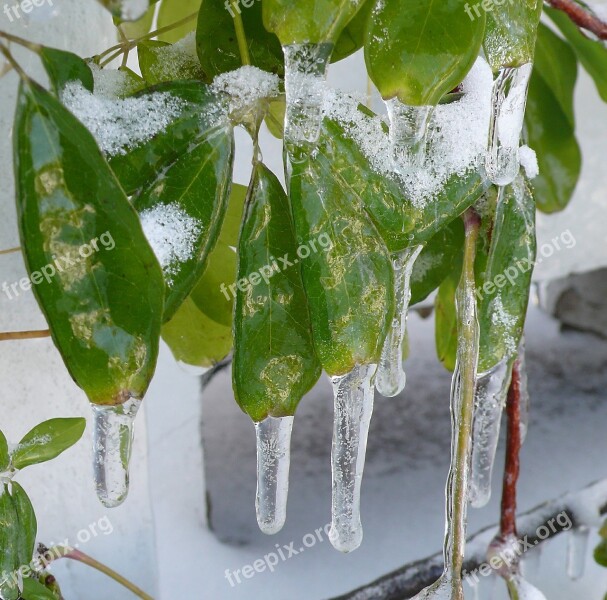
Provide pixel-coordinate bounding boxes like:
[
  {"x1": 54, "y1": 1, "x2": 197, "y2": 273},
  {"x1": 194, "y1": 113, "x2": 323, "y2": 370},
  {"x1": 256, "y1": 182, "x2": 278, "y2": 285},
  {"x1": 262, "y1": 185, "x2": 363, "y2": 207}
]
[
  {"x1": 96, "y1": 0, "x2": 158, "y2": 21},
  {"x1": 289, "y1": 152, "x2": 394, "y2": 376},
  {"x1": 265, "y1": 97, "x2": 286, "y2": 139},
  {"x1": 0, "y1": 431, "x2": 9, "y2": 472},
  {"x1": 132, "y1": 118, "x2": 234, "y2": 320},
  {"x1": 162, "y1": 296, "x2": 232, "y2": 367},
  {"x1": 263, "y1": 0, "x2": 366, "y2": 44},
  {"x1": 435, "y1": 260, "x2": 461, "y2": 372},
  {"x1": 107, "y1": 81, "x2": 227, "y2": 196},
  {"x1": 233, "y1": 164, "x2": 321, "y2": 421},
  {"x1": 21, "y1": 579, "x2": 58, "y2": 600},
  {"x1": 483, "y1": 0, "x2": 543, "y2": 71},
  {"x1": 12, "y1": 418, "x2": 86, "y2": 470},
  {"x1": 365, "y1": 0, "x2": 485, "y2": 105},
  {"x1": 525, "y1": 65, "x2": 581, "y2": 213},
  {"x1": 476, "y1": 178, "x2": 536, "y2": 373},
  {"x1": 138, "y1": 36, "x2": 205, "y2": 84},
  {"x1": 331, "y1": 0, "x2": 373, "y2": 63},
  {"x1": 546, "y1": 6, "x2": 607, "y2": 103},
  {"x1": 9, "y1": 483, "x2": 36, "y2": 567},
  {"x1": 0, "y1": 486, "x2": 20, "y2": 592},
  {"x1": 39, "y1": 47, "x2": 94, "y2": 96},
  {"x1": 157, "y1": 0, "x2": 201, "y2": 43},
  {"x1": 14, "y1": 81, "x2": 165, "y2": 406},
  {"x1": 410, "y1": 219, "x2": 464, "y2": 306},
  {"x1": 196, "y1": 0, "x2": 283, "y2": 79}
]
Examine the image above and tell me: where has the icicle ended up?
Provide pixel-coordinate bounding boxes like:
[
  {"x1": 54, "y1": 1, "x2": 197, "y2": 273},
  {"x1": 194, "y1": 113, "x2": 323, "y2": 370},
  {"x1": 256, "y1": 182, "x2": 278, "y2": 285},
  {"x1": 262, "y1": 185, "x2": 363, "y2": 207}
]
[
  {"x1": 385, "y1": 98, "x2": 433, "y2": 172},
  {"x1": 376, "y1": 245, "x2": 423, "y2": 397},
  {"x1": 255, "y1": 416, "x2": 294, "y2": 535},
  {"x1": 283, "y1": 43, "x2": 332, "y2": 148},
  {"x1": 469, "y1": 357, "x2": 512, "y2": 508},
  {"x1": 91, "y1": 398, "x2": 141, "y2": 508},
  {"x1": 517, "y1": 343, "x2": 530, "y2": 444},
  {"x1": 566, "y1": 526, "x2": 590, "y2": 580},
  {"x1": 485, "y1": 64, "x2": 532, "y2": 186},
  {"x1": 329, "y1": 364, "x2": 376, "y2": 553}
]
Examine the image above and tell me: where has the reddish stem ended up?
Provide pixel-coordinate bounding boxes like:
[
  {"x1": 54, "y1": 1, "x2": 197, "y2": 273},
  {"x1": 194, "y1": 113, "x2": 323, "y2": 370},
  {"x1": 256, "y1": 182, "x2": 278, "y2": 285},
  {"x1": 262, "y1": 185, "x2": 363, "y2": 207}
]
[
  {"x1": 0, "y1": 330, "x2": 50, "y2": 341},
  {"x1": 547, "y1": 0, "x2": 607, "y2": 39},
  {"x1": 500, "y1": 359, "x2": 522, "y2": 538}
]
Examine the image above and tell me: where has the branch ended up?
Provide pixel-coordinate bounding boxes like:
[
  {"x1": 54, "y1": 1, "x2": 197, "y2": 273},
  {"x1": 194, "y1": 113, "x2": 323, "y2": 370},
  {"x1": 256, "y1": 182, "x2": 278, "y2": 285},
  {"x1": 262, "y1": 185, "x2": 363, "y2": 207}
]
[
  {"x1": 0, "y1": 330, "x2": 50, "y2": 341},
  {"x1": 546, "y1": 0, "x2": 607, "y2": 39},
  {"x1": 330, "y1": 478, "x2": 607, "y2": 600}
]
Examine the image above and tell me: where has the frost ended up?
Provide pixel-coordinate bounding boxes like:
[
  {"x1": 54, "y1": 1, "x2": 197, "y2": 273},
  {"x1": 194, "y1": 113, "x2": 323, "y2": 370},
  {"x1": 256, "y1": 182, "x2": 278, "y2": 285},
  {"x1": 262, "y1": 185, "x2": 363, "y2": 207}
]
[
  {"x1": 323, "y1": 57, "x2": 493, "y2": 206},
  {"x1": 89, "y1": 64, "x2": 134, "y2": 98},
  {"x1": 519, "y1": 145, "x2": 539, "y2": 179},
  {"x1": 143, "y1": 32, "x2": 203, "y2": 81},
  {"x1": 212, "y1": 66, "x2": 280, "y2": 115},
  {"x1": 491, "y1": 295, "x2": 517, "y2": 356},
  {"x1": 139, "y1": 204, "x2": 203, "y2": 284},
  {"x1": 62, "y1": 81, "x2": 187, "y2": 156}
]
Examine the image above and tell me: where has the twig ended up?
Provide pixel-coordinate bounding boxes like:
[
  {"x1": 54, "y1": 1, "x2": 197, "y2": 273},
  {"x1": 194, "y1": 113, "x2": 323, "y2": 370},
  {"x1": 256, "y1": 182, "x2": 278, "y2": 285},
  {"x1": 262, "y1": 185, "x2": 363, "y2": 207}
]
[
  {"x1": 0, "y1": 330, "x2": 50, "y2": 341},
  {"x1": 331, "y1": 478, "x2": 607, "y2": 599},
  {"x1": 546, "y1": 0, "x2": 607, "y2": 39},
  {"x1": 0, "y1": 247, "x2": 21, "y2": 256}
]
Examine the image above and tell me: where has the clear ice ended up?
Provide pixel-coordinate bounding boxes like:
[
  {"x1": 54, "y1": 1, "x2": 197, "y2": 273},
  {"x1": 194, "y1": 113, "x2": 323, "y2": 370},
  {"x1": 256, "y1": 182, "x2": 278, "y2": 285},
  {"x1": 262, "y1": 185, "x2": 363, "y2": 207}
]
[
  {"x1": 517, "y1": 343, "x2": 530, "y2": 444},
  {"x1": 255, "y1": 415, "x2": 294, "y2": 535},
  {"x1": 283, "y1": 43, "x2": 332, "y2": 148},
  {"x1": 92, "y1": 398, "x2": 141, "y2": 508},
  {"x1": 329, "y1": 364, "x2": 376, "y2": 553},
  {"x1": 507, "y1": 575, "x2": 547, "y2": 600},
  {"x1": 376, "y1": 245, "x2": 423, "y2": 397},
  {"x1": 469, "y1": 357, "x2": 513, "y2": 508},
  {"x1": 385, "y1": 98, "x2": 433, "y2": 173},
  {"x1": 566, "y1": 526, "x2": 590, "y2": 580},
  {"x1": 485, "y1": 64, "x2": 533, "y2": 186}
]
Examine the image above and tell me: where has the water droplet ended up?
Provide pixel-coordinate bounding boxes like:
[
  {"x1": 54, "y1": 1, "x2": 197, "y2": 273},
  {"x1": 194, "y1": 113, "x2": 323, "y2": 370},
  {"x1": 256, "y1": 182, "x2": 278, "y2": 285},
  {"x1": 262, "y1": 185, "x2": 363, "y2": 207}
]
[
  {"x1": 255, "y1": 415, "x2": 294, "y2": 535},
  {"x1": 329, "y1": 364, "x2": 376, "y2": 553},
  {"x1": 92, "y1": 398, "x2": 140, "y2": 508}
]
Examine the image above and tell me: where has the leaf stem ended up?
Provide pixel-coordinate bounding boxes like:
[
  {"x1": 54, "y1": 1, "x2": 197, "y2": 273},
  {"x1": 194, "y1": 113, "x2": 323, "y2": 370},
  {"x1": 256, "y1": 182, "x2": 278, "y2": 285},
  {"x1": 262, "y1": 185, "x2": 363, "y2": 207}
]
[
  {"x1": 0, "y1": 247, "x2": 21, "y2": 256},
  {"x1": 546, "y1": 0, "x2": 607, "y2": 39},
  {"x1": 230, "y1": 1, "x2": 251, "y2": 66},
  {"x1": 0, "y1": 330, "x2": 51, "y2": 341},
  {"x1": 0, "y1": 41, "x2": 28, "y2": 79},
  {"x1": 46, "y1": 546, "x2": 154, "y2": 600},
  {"x1": 0, "y1": 30, "x2": 42, "y2": 53}
]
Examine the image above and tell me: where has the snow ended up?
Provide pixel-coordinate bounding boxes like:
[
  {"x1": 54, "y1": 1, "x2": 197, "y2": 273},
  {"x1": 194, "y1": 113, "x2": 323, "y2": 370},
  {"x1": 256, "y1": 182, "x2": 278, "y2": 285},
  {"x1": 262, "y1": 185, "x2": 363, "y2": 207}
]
[
  {"x1": 139, "y1": 204, "x2": 203, "y2": 284},
  {"x1": 520, "y1": 145, "x2": 539, "y2": 179},
  {"x1": 143, "y1": 32, "x2": 203, "y2": 81},
  {"x1": 61, "y1": 81, "x2": 187, "y2": 156},
  {"x1": 212, "y1": 66, "x2": 280, "y2": 115},
  {"x1": 89, "y1": 63, "x2": 134, "y2": 98}
]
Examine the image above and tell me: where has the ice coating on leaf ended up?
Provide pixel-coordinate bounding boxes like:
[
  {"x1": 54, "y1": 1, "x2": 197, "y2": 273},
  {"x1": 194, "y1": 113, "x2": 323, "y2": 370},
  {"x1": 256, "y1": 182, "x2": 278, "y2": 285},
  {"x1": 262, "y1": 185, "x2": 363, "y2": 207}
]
[
  {"x1": 212, "y1": 66, "x2": 280, "y2": 115},
  {"x1": 283, "y1": 43, "x2": 332, "y2": 147},
  {"x1": 139, "y1": 203, "x2": 203, "y2": 285},
  {"x1": 518, "y1": 341, "x2": 530, "y2": 444},
  {"x1": 376, "y1": 245, "x2": 422, "y2": 397},
  {"x1": 566, "y1": 527, "x2": 590, "y2": 580},
  {"x1": 62, "y1": 81, "x2": 188, "y2": 156},
  {"x1": 145, "y1": 33, "x2": 203, "y2": 81},
  {"x1": 408, "y1": 575, "x2": 454, "y2": 600},
  {"x1": 485, "y1": 64, "x2": 533, "y2": 186},
  {"x1": 509, "y1": 576, "x2": 547, "y2": 600},
  {"x1": 255, "y1": 416, "x2": 294, "y2": 535},
  {"x1": 329, "y1": 364, "x2": 376, "y2": 553},
  {"x1": 323, "y1": 57, "x2": 493, "y2": 205},
  {"x1": 519, "y1": 145, "x2": 539, "y2": 179},
  {"x1": 0, "y1": 576, "x2": 21, "y2": 600},
  {"x1": 469, "y1": 356, "x2": 512, "y2": 508},
  {"x1": 92, "y1": 398, "x2": 140, "y2": 508}
]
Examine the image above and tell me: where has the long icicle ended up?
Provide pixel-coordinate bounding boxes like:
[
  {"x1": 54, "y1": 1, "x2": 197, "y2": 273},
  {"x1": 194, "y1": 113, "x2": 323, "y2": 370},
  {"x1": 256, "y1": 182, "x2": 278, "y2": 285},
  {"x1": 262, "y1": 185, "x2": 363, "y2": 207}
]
[{"x1": 410, "y1": 209, "x2": 481, "y2": 600}]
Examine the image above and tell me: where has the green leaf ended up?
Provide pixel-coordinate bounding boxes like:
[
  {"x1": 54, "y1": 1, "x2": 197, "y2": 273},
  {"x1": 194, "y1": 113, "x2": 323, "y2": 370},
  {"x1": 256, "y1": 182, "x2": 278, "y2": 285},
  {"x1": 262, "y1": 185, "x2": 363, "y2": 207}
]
[
  {"x1": 435, "y1": 259, "x2": 461, "y2": 372},
  {"x1": 533, "y1": 23, "x2": 577, "y2": 126},
  {"x1": 12, "y1": 418, "x2": 86, "y2": 470},
  {"x1": 138, "y1": 39, "x2": 205, "y2": 85},
  {"x1": 21, "y1": 579, "x2": 58, "y2": 600},
  {"x1": 482, "y1": 0, "x2": 543, "y2": 71},
  {"x1": 0, "y1": 486, "x2": 20, "y2": 596},
  {"x1": 162, "y1": 296, "x2": 232, "y2": 367},
  {"x1": 132, "y1": 121, "x2": 234, "y2": 321},
  {"x1": 289, "y1": 152, "x2": 394, "y2": 376},
  {"x1": 9, "y1": 483, "x2": 37, "y2": 567},
  {"x1": 410, "y1": 219, "x2": 464, "y2": 306},
  {"x1": 524, "y1": 67, "x2": 581, "y2": 213},
  {"x1": 108, "y1": 81, "x2": 225, "y2": 196},
  {"x1": 596, "y1": 538, "x2": 607, "y2": 568},
  {"x1": 0, "y1": 431, "x2": 9, "y2": 472},
  {"x1": 233, "y1": 164, "x2": 321, "y2": 421},
  {"x1": 96, "y1": 0, "x2": 158, "y2": 20},
  {"x1": 331, "y1": 0, "x2": 373, "y2": 63},
  {"x1": 546, "y1": 6, "x2": 607, "y2": 103},
  {"x1": 263, "y1": 0, "x2": 366, "y2": 44},
  {"x1": 265, "y1": 97, "x2": 286, "y2": 139},
  {"x1": 157, "y1": 0, "x2": 201, "y2": 43},
  {"x1": 365, "y1": 0, "x2": 485, "y2": 105},
  {"x1": 196, "y1": 0, "x2": 284, "y2": 79},
  {"x1": 39, "y1": 48, "x2": 94, "y2": 96},
  {"x1": 476, "y1": 178, "x2": 536, "y2": 373},
  {"x1": 14, "y1": 81, "x2": 165, "y2": 406}
]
